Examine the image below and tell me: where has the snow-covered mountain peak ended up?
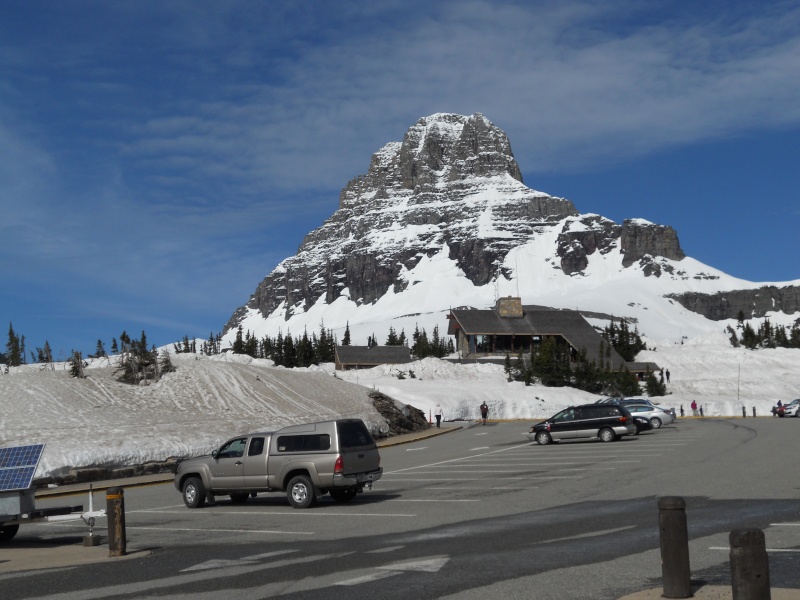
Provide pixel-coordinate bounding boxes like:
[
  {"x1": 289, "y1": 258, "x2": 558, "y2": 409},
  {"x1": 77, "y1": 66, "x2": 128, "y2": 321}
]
[{"x1": 224, "y1": 113, "x2": 800, "y2": 348}]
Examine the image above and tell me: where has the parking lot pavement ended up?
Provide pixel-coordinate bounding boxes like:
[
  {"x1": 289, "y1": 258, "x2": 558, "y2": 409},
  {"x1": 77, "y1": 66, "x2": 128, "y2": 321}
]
[
  {"x1": 619, "y1": 585, "x2": 800, "y2": 599},
  {"x1": 1, "y1": 424, "x2": 464, "y2": 574},
  {"x1": 4, "y1": 420, "x2": 799, "y2": 600}
]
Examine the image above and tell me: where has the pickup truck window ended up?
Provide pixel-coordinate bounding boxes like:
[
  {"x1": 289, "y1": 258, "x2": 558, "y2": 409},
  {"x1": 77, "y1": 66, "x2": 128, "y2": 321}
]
[
  {"x1": 218, "y1": 438, "x2": 246, "y2": 458},
  {"x1": 248, "y1": 437, "x2": 265, "y2": 456},
  {"x1": 337, "y1": 421, "x2": 374, "y2": 448},
  {"x1": 277, "y1": 434, "x2": 331, "y2": 452}
]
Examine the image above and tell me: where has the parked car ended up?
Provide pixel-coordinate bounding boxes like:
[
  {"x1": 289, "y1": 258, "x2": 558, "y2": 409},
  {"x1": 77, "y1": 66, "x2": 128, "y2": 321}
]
[
  {"x1": 773, "y1": 399, "x2": 800, "y2": 417},
  {"x1": 596, "y1": 397, "x2": 677, "y2": 418},
  {"x1": 632, "y1": 415, "x2": 653, "y2": 435},
  {"x1": 174, "y1": 419, "x2": 382, "y2": 509},
  {"x1": 529, "y1": 404, "x2": 636, "y2": 445},
  {"x1": 623, "y1": 403, "x2": 676, "y2": 429}
]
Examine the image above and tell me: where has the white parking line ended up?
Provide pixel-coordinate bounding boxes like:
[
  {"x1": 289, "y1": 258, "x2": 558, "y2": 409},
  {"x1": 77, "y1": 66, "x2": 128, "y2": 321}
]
[
  {"x1": 137, "y1": 510, "x2": 417, "y2": 517},
  {"x1": 710, "y1": 547, "x2": 800, "y2": 553},
  {"x1": 391, "y1": 499, "x2": 480, "y2": 502},
  {"x1": 127, "y1": 526, "x2": 315, "y2": 535}
]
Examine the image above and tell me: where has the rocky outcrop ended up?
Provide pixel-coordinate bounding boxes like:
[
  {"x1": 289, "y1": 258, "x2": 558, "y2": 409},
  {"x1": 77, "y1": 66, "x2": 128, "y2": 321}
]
[
  {"x1": 557, "y1": 215, "x2": 622, "y2": 274},
  {"x1": 668, "y1": 286, "x2": 800, "y2": 320},
  {"x1": 620, "y1": 219, "x2": 685, "y2": 268}
]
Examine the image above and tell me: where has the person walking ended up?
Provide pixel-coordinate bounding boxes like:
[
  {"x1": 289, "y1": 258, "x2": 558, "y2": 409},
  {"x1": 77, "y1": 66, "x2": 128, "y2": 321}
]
[
  {"x1": 480, "y1": 401, "x2": 489, "y2": 425},
  {"x1": 691, "y1": 400, "x2": 698, "y2": 417},
  {"x1": 666, "y1": 369, "x2": 671, "y2": 383},
  {"x1": 434, "y1": 403, "x2": 443, "y2": 428}
]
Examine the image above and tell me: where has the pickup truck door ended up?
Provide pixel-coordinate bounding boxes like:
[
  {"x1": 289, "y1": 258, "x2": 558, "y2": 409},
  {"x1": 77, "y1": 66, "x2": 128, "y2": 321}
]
[
  {"x1": 210, "y1": 437, "x2": 247, "y2": 489},
  {"x1": 243, "y1": 436, "x2": 270, "y2": 488}
]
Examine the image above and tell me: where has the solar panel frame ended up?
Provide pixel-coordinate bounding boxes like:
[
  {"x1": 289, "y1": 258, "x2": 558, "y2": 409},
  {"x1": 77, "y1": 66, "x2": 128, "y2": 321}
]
[{"x1": 0, "y1": 444, "x2": 45, "y2": 492}]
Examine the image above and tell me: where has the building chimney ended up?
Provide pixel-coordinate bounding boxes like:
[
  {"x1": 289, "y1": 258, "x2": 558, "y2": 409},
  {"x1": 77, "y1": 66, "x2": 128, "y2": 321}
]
[{"x1": 495, "y1": 296, "x2": 523, "y2": 318}]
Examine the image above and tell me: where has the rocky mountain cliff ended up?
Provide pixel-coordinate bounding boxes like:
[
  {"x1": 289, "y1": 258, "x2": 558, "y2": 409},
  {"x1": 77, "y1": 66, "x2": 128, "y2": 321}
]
[
  {"x1": 224, "y1": 113, "x2": 798, "y2": 344},
  {"x1": 225, "y1": 113, "x2": 691, "y2": 334}
]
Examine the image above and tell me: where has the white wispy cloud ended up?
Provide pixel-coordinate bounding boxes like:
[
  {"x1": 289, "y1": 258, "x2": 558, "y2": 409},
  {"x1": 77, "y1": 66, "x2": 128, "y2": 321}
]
[{"x1": 1, "y1": 0, "x2": 797, "y2": 350}]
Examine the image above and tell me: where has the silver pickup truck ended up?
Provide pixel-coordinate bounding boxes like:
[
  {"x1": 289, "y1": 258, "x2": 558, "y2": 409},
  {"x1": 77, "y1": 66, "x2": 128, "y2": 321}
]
[{"x1": 174, "y1": 419, "x2": 383, "y2": 509}]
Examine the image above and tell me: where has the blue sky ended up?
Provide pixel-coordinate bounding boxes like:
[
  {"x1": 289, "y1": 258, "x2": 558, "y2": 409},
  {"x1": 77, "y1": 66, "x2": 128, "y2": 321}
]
[{"x1": 1, "y1": 0, "x2": 799, "y2": 359}]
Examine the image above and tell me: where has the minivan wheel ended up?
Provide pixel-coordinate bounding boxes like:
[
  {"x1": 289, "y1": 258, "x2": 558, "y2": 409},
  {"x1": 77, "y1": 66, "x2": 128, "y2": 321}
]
[
  {"x1": 599, "y1": 428, "x2": 616, "y2": 443},
  {"x1": 182, "y1": 477, "x2": 206, "y2": 509},
  {"x1": 650, "y1": 417, "x2": 663, "y2": 429},
  {"x1": 287, "y1": 475, "x2": 317, "y2": 509},
  {"x1": 535, "y1": 431, "x2": 552, "y2": 445}
]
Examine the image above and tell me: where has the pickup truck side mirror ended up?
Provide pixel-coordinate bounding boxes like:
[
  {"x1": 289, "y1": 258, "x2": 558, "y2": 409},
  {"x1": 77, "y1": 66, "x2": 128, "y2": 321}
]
[{"x1": 211, "y1": 450, "x2": 218, "y2": 459}]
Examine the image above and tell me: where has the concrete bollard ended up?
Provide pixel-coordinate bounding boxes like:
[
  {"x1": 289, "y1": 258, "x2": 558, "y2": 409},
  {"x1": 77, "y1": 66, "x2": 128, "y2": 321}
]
[
  {"x1": 106, "y1": 486, "x2": 127, "y2": 557},
  {"x1": 730, "y1": 528, "x2": 770, "y2": 600},
  {"x1": 659, "y1": 496, "x2": 692, "y2": 598}
]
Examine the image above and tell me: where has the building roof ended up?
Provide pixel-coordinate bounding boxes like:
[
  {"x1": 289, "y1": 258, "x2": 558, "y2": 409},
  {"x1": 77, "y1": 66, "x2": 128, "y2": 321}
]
[
  {"x1": 335, "y1": 345, "x2": 412, "y2": 365},
  {"x1": 448, "y1": 306, "x2": 629, "y2": 369}
]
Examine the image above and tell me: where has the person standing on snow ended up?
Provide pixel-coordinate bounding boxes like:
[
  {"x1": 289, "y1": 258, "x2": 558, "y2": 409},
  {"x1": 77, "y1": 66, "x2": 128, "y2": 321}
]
[{"x1": 480, "y1": 401, "x2": 489, "y2": 425}]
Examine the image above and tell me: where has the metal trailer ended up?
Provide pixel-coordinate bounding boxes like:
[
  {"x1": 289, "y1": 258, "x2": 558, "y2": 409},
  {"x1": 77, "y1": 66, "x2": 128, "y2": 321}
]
[{"x1": 0, "y1": 486, "x2": 106, "y2": 542}]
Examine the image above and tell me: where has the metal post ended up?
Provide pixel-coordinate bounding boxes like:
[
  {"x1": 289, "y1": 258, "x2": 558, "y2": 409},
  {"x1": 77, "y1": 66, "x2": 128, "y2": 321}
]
[
  {"x1": 106, "y1": 486, "x2": 126, "y2": 557},
  {"x1": 730, "y1": 528, "x2": 770, "y2": 600},
  {"x1": 659, "y1": 496, "x2": 692, "y2": 598},
  {"x1": 752, "y1": 407, "x2": 756, "y2": 418},
  {"x1": 742, "y1": 407, "x2": 746, "y2": 418}
]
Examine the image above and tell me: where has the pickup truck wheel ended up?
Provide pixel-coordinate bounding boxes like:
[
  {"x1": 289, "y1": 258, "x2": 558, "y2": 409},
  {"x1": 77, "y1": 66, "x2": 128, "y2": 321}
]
[
  {"x1": 330, "y1": 487, "x2": 358, "y2": 502},
  {"x1": 230, "y1": 493, "x2": 249, "y2": 504},
  {"x1": 287, "y1": 475, "x2": 317, "y2": 509},
  {"x1": 0, "y1": 524, "x2": 20, "y2": 542},
  {"x1": 182, "y1": 477, "x2": 207, "y2": 509}
]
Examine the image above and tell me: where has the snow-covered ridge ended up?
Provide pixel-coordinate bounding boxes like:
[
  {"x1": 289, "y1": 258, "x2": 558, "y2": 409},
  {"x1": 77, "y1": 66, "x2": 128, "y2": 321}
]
[{"x1": 4, "y1": 339, "x2": 798, "y2": 479}]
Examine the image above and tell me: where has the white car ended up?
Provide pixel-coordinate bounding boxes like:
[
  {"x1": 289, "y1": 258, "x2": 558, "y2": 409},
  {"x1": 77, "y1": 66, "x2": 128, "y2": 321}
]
[
  {"x1": 623, "y1": 403, "x2": 676, "y2": 429},
  {"x1": 779, "y1": 399, "x2": 800, "y2": 417},
  {"x1": 595, "y1": 397, "x2": 676, "y2": 418}
]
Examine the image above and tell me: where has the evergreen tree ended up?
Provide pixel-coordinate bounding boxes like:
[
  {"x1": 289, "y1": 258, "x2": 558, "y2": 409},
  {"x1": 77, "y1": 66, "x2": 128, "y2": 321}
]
[
  {"x1": 159, "y1": 349, "x2": 176, "y2": 374},
  {"x1": 6, "y1": 323, "x2": 21, "y2": 367},
  {"x1": 530, "y1": 336, "x2": 571, "y2": 387},
  {"x1": 342, "y1": 322, "x2": 351, "y2": 346},
  {"x1": 68, "y1": 350, "x2": 86, "y2": 378},
  {"x1": 35, "y1": 341, "x2": 54, "y2": 367},
  {"x1": 111, "y1": 338, "x2": 119, "y2": 354},
  {"x1": 95, "y1": 340, "x2": 106, "y2": 358},
  {"x1": 232, "y1": 325, "x2": 245, "y2": 354},
  {"x1": 282, "y1": 333, "x2": 297, "y2": 368},
  {"x1": 645, "y1": 369, "x2": 667, "y2": 397},
  {"x1": 573, "y1": 349, "x2": 603, "y2": 394}
]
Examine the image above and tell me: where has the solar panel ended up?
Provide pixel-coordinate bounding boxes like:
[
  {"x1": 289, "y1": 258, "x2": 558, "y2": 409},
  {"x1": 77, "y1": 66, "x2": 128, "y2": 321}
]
[{"x1": 0, "y1": 444, "x2": 45, "y2": 492}]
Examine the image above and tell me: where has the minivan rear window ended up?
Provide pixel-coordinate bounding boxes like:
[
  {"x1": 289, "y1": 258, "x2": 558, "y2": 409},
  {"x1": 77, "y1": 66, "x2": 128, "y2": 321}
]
[{"x1": 337, "y1": 421, "x2": 375, "y2": 449}]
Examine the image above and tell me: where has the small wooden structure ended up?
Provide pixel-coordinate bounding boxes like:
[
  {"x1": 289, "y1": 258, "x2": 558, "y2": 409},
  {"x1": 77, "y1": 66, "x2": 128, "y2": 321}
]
[{"x1": 334, "y1": 345, "x2": 412, "y2": 371}]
